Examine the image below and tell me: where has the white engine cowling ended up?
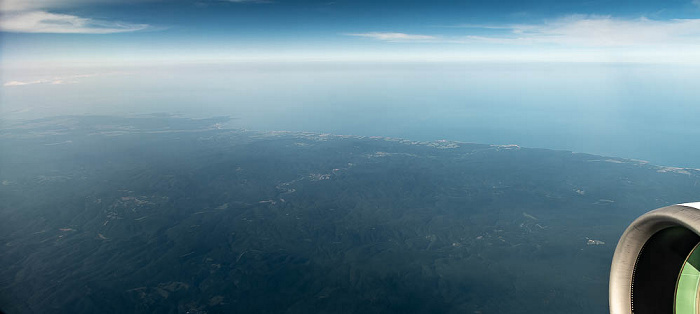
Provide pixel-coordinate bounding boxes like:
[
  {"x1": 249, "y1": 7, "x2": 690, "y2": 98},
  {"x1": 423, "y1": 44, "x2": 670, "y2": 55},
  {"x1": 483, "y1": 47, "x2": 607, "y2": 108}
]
[{"x1": 610, "y1": 203, "x2": 700, "y2": 314}]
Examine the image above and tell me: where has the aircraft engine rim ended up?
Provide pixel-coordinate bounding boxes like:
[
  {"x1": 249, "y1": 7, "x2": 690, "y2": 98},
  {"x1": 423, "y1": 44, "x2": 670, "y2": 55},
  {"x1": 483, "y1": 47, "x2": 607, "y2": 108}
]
[{"x1": 610, "y1": 202, "x2": 700, "y2": 314}]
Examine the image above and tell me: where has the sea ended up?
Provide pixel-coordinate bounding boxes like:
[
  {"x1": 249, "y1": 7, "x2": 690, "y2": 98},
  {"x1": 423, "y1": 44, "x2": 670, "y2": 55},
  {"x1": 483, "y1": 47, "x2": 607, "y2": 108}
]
[{"x1": 2, "y1": 61, "x2": 699, "y2": 168}]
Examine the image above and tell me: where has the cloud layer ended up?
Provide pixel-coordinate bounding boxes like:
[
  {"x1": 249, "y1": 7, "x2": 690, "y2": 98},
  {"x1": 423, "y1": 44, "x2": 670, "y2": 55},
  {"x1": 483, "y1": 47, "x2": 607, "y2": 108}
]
[
  {"x1": 503, "y1": 15, "x2": 700, "y2": 46},
  {"x1": 0, "y1": 0, "x2": 150, "y2": 34},
  {"x1": 0, "y1": 0, "x2": 142, "y2": 12},
  {"x1": 351, "y1": 16, "x2": 700, "y2": 47},
  {"x1": 1, "y1": 11, "x2": 149, "y2": 34},
  {"x1": 347, "y1": 32, "x2": 438, "y2": 42},
  {"x1": 3, "y1": 74, "x2": 100, "y2": 87}
]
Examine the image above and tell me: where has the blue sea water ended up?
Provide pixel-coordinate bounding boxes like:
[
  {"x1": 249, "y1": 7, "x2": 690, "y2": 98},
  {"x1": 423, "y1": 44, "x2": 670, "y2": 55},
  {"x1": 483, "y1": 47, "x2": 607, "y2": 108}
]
[{"x1": 2, "y1": 62, "x2": 699, "y2": 168}]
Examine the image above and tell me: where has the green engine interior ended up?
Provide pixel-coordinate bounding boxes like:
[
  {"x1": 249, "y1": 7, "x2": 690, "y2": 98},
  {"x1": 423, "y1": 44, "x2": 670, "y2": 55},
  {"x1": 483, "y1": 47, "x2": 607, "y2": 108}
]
[{"x1": 676, "y1": 242, "x2": 700, "y2": 314}]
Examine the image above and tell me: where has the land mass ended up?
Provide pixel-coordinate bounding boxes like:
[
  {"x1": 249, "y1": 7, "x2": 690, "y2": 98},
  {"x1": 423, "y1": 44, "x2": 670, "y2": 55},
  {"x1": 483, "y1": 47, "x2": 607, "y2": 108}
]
[{"x1": 1, "y1": 115, "x2": 699, "y2": 313}]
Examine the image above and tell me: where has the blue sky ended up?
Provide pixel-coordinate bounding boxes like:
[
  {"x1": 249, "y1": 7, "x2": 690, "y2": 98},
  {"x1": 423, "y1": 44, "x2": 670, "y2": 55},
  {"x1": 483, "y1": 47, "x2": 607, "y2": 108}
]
[{"x1": 2, "y1": 0, "x2": 700, "y2": 64}]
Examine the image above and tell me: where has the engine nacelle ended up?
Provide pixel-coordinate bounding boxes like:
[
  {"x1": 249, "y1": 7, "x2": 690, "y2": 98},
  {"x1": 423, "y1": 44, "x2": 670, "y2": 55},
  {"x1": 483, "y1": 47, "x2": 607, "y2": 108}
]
[{"x1": 610, "y1": 202, "x2": 700, "y2": 314}]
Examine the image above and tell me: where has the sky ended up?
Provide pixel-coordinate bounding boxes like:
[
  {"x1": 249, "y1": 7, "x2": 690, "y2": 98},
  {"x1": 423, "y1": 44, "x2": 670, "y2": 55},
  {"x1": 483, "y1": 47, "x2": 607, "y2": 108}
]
[
  {"x1": 3, "y1": 0, "x2": 700, "y2": 168},
  {"x1": 2, "y1": 0, "x2": 700, "y2": 64}
]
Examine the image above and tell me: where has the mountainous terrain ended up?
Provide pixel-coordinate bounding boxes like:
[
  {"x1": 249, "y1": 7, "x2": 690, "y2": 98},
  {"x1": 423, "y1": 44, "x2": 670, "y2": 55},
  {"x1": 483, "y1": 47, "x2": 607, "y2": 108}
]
[{"x1": 2, "y1": 115, "x2": 699, "y2": 313}]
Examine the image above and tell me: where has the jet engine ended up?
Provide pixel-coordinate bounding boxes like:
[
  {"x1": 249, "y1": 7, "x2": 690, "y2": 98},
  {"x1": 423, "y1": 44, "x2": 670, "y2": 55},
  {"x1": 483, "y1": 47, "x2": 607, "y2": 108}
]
[{"x1": 610, "y1": 203, "x2": 700, "y2": 314}]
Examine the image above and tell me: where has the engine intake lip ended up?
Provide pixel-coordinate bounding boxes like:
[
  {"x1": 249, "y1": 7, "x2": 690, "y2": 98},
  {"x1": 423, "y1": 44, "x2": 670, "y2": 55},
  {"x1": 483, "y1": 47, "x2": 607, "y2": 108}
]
[{"x1": 610, "y1": 202, "x2": 700, "y2": 314}]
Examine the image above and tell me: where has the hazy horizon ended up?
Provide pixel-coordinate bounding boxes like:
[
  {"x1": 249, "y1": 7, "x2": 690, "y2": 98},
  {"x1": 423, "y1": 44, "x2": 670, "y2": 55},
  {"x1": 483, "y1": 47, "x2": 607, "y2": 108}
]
[{"x1": 3, "y1": 61, "x2": 700, "y2": 169}]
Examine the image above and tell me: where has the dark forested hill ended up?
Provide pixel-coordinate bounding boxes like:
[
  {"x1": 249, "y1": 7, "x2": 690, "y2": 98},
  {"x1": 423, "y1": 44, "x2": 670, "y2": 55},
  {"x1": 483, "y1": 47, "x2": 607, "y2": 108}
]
[{"x1": 1, "y1": 115, "x2": 699, "y2": 313}]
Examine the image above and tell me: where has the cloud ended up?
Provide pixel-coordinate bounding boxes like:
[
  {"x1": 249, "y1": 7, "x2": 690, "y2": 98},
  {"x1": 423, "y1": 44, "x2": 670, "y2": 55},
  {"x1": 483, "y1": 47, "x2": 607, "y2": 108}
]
[
  {"x1": 353, "y1": 16, "x2": 700, "y2": 47},
  {"x1": 0, "y1": 0, "x2": 136, "y2": 12},
  {"x1": 694, "y1": 0, "x2": 700, "y2": 8},
  {"x1": 4, "y1": 79, "x2": 66, "y2": 87},
  {"x1": 499, "y1": 15, "x2": 700, "y2": 46},
  {"x1": 347, "y1": 32, "x2": 438, "y2": 42},
  {"x1": 1, "y1": 0, "x2": 150, "y2": 34},
  {"x1": 3, "y1": 74, "x2": 100, "y2": 87},
  {"x1": 0, "y1": 10, "x2": 149, "y2": 34}
]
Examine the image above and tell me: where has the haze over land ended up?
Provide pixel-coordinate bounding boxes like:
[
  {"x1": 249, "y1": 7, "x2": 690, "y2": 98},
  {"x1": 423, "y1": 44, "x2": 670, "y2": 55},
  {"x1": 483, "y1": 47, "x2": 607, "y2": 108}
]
[{"x1": 3, "y1": 62, "x2": 700, "y2": 168}]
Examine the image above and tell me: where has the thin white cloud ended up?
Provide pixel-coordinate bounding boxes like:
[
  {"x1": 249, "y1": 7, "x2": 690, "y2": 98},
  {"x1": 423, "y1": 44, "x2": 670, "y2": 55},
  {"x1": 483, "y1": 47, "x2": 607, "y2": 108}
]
[
  {"x1": 3, "y1": 73, "x2": 100, "y2": 87},
  {"x1": 0, "y1": 0, "x2": 143, "y2": 12},
  {"x1": 347, "y1": 32, "x2": 438, "y2": 42},
  {"x1": 1, "y1": 0, "x2": 150, "y2": 34},
  {"x1": 4, "y1": 80, "x2": 60, "y2": 86},
  {"x1": 502, "y1": 15, "x2": 700, "y2": 46},
  {"x1": 694, "y1": 0, "x2": 700, "y2": 8},
  {"x1": 353, "y1": 16, "x2": 700, "y2": 47},
  {"x1": 0, "y1": 10, "x2": 149, "y2": 34}
]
